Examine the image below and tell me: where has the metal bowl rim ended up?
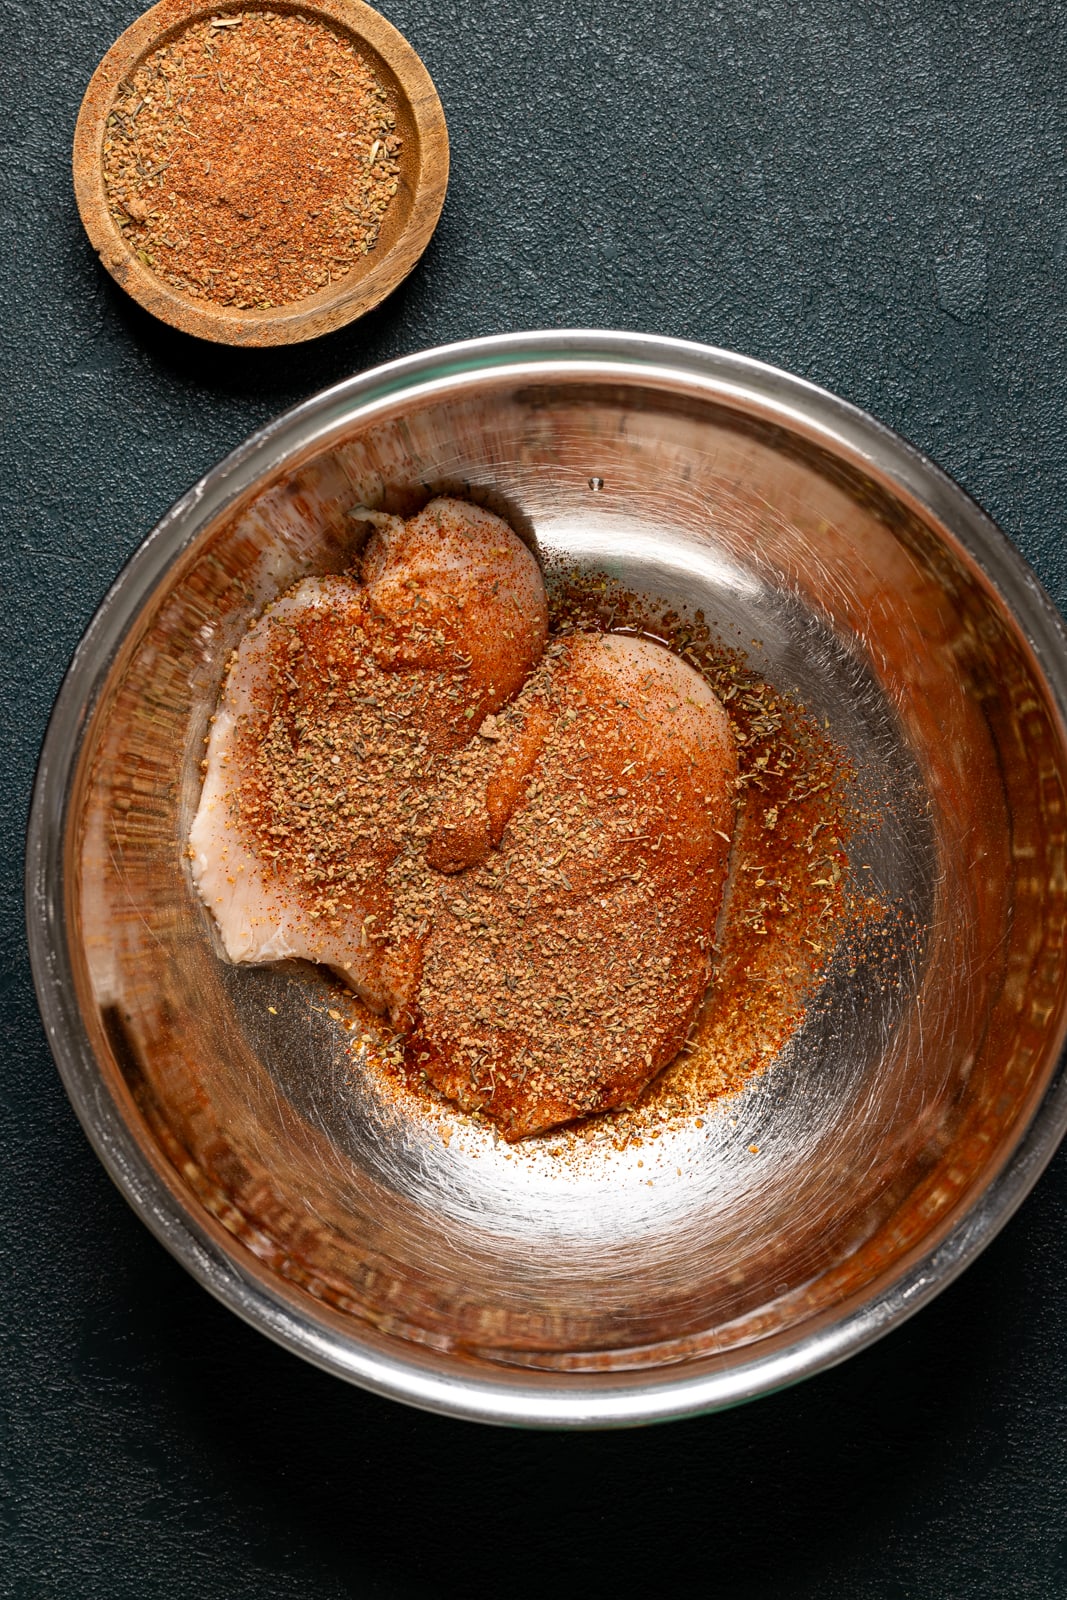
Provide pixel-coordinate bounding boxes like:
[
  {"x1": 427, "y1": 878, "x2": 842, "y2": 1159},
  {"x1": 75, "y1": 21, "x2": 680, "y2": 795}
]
[{"x1": 25, "y1": 329, "x2": 1067, "y2": 1428}]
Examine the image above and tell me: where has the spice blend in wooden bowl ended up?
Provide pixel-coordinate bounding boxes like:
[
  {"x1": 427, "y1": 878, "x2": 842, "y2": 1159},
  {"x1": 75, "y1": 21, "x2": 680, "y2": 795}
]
[
  {"x1": 74, "y1": 0, "x2": 448, "y2": 344},
  {"x1": 103, "y1": 12, "x2": 403, "y2": 311}
]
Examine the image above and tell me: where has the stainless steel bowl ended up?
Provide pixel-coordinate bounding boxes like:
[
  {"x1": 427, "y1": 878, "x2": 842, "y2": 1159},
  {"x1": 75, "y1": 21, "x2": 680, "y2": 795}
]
[{"x1": 26, "y1": 331, "x2": 1067, "y2": 1427}]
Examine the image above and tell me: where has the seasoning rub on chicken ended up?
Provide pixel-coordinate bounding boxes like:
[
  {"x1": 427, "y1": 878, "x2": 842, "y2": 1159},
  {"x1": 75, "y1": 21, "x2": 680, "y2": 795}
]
[{"x1": 190, "y1": 497, "x2": 738, "y2": 1138}]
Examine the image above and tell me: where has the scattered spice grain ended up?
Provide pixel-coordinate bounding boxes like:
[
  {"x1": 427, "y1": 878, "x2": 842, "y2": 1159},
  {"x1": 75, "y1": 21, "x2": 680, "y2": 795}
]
[{"x1": 102, "y1": 10, "x2": 402, "y2": 310}]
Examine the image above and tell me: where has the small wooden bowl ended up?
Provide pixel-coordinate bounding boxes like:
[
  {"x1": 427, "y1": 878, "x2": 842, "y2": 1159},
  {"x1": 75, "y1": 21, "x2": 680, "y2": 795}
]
[{"x1": 73, "y1": 0, "x2": 449, "y2": 345}]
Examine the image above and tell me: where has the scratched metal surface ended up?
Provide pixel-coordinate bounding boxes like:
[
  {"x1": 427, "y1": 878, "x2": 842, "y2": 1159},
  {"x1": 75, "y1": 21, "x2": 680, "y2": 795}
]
[{"x1": 31, "y1": 337, "x2": 1067, "y2": 1421}]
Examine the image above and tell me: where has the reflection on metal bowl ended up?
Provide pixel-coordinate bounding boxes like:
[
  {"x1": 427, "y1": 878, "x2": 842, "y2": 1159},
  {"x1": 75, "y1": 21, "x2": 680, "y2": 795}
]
[{"x1": 26, "y1": 332, "x2": 1067, "y2": 1427}]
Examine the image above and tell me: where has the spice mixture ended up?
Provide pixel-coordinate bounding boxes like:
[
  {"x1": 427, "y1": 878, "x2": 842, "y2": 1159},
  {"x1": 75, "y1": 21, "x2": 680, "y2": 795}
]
[
  {"x1": 192, "y1": 499, "x2": 865, "y2": 1148},
  {"x1": 102, "y1": 10, "x2": 402, "y2": 310},
  {"x1": 192, "y1": 500, "x2": 737, "y2": 1139},
  {"x1": 353, "y1": 576, "x2": 867, "y2": 1156}
]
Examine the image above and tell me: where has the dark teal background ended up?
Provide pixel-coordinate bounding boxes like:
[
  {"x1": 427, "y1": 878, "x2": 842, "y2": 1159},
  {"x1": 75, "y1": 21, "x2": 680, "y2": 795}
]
[{"x1": 4, "y1": 1, "x2": 1067, "y2": 1595}]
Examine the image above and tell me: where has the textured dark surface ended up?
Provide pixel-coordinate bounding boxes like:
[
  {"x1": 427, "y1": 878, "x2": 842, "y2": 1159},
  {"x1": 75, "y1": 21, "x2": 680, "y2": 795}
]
[{"x1": 3, "y1": 0, "x2": 1067, "y2": 1594}]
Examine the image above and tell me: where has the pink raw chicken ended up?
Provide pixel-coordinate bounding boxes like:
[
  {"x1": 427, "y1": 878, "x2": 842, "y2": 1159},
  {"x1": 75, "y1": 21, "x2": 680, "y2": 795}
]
[
  {"x1": 190, "y1": 498, "x2": 738, "y2": 1137},
  {"x1": 189, "y1": 497, "x2": 548, "y2": 1019}
]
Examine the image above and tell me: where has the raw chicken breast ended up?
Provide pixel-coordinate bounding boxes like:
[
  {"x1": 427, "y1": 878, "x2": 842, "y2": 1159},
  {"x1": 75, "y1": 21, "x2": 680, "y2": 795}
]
[
  {"x1": 189, "y1": 498, "x2": 548, "y2": 1018},
  {"x1": 411, "y1": 633, "x2": 738, "y2": 1137},
  {"x1": 190, "y1": 496, "x2": 739, "y2": 1141}
]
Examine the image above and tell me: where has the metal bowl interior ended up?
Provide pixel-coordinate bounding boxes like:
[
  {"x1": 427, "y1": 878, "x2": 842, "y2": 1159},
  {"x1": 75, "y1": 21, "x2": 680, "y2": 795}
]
[{"x1": 27, "y1": 333, "x2": 1067, "y2": 1427}]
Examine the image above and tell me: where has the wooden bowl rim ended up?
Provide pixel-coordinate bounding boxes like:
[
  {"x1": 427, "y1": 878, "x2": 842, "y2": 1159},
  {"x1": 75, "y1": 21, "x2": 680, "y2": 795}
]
[{"x1": 73, "y1": 0, "x2": 449, "y2": 346}]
